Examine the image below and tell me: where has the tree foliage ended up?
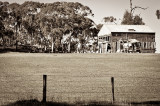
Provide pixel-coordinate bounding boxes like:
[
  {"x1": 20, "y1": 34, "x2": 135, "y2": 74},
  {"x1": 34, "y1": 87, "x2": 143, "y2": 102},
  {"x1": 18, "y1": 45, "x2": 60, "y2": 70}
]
[
  {"x1": 103, "y1": 16, "x2": 116, "y2": 24},
  {"x1": 0, "y1": 1, "x2": 97, "y2": 52},
  {"x1": 121, "y1": 10, "x2": 145, "y2": 25},
  {"x1": 0, "y1": 20, "x2": 5, "y2": 36},
  {"x1": 121, "y1": 0, "x2": 146, "y2": 25}
]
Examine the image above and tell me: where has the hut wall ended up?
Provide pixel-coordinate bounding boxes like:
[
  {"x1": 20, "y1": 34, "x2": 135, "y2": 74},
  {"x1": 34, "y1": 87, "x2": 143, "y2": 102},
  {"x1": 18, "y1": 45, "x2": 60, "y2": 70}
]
[
  {"x1": 111, "y1": 32, "x2": 156, "y2": 53},
  {"x1": 111, "y1": 32, "x2": 155, "y2": 42}
]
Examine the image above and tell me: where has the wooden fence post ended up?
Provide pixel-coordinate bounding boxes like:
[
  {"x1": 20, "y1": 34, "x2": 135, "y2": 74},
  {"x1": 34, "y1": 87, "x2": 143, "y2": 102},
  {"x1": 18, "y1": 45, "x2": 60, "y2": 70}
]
[
  {"x1": 42, "y1": 75, "x2": 47, "y2": 102},
  {"x1": 111, "y1": 77, "x2": 115, "y2": 103}
]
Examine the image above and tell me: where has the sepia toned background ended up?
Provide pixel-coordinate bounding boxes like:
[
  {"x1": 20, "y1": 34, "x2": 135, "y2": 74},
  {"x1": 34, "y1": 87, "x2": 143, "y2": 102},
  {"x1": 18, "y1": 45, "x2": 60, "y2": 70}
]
[
  {"x1": 0, "y1": 0, "x2": 160, "y2": 105},
  {"x1": 1, "y1": 0, "x2": 160, "y2": 52}
]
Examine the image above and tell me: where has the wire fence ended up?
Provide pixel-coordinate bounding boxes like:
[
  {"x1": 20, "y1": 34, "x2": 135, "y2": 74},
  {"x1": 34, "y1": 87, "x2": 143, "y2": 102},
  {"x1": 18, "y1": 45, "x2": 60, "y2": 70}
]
[{"x1": 1, "y1": 74, "x2": 160, "y2": 105}]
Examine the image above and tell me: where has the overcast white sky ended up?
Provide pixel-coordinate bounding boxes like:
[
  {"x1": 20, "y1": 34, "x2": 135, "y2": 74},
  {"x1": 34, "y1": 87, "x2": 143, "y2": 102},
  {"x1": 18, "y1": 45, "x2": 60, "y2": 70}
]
[{"x1": 2, "y1": 0, "x2": 160, "y2": 53}]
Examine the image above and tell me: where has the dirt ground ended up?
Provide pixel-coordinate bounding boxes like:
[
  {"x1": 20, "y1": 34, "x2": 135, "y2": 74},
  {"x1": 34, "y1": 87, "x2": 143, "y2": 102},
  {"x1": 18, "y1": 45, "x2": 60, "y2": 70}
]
[{"x1": 0, "y1": 52, "x2": 160, "y2": 105}]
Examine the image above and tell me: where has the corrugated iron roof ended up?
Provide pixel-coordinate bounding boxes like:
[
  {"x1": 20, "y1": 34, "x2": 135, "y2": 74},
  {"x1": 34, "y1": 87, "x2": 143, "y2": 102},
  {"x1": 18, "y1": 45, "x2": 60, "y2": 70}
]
[{"x1": 98, "y1": 24, "x2": 155, "y2": 36}]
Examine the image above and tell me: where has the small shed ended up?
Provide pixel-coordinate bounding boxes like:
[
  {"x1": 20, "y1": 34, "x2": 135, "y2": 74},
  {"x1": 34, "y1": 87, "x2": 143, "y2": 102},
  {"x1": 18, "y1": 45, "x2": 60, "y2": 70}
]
[{"x1": 98, "y1": 24, "x2": 156, "y2": 53}]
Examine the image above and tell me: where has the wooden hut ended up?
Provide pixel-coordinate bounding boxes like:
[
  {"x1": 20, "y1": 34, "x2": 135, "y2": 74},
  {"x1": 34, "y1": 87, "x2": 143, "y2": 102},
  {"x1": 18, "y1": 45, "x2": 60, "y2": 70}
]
[{"x1": 98, "y1": 25, "x2": 156, "y2": 53}]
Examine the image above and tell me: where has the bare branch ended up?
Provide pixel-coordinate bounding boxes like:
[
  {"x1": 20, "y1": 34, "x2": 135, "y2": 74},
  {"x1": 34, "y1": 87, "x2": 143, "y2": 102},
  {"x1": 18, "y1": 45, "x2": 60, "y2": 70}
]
[
  {"x1": 130, "y1": 0, "x2": 132, "y2": 13},
  {"x1": 131, "y1": 6, "x2": 148, "y2": 14}
]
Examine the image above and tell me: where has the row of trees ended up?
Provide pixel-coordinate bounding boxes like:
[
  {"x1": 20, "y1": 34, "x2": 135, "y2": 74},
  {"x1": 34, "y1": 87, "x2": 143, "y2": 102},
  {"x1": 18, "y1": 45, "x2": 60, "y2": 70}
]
[{"x1": 0, "y1": 1, "x2": 98, "y2": 53}]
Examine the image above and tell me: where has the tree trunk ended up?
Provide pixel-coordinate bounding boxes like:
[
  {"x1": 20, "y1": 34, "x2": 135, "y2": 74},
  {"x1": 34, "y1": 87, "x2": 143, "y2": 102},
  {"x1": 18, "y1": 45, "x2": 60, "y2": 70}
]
[
  {"x1": 130, "y1": 0, "x2": 133, "y2": 13},
  {"x1": 16, "y1": 24, "x2": 18, "y2": 51},
  {"x1": 68, "y1": 41, "x2": 70, "y2": 53},
  {"x1": 31, "y1": 32, "x2": 33, "y2": 46},
  {"x1": 32, "y1": 32, "x2": 34, "y2": 45},
  {"x1": 68, "y1": 32, "x2": 72, "y2": 53},
  {"x1": 51, "y1": 37, "x2": 54, "y2": 53}
]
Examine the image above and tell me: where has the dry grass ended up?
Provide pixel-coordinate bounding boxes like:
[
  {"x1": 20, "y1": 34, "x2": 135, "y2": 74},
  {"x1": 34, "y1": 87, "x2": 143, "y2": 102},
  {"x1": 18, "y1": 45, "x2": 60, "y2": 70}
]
[{"x1": 0, "y1": 53, "x2": 160, "y2": 105}]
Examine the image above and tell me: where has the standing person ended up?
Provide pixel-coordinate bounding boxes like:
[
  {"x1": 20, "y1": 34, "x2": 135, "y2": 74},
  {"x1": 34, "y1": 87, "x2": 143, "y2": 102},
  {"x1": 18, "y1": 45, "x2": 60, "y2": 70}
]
[{"x1": 107, "y1": 44, "x2": 111, "y2": 53}]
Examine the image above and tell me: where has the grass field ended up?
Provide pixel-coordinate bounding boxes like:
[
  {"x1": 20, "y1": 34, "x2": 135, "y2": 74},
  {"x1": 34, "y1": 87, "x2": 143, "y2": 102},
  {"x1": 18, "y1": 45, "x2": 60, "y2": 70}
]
[{"x1": 0, "y1": 53, "x2": 160, "y2": 105}]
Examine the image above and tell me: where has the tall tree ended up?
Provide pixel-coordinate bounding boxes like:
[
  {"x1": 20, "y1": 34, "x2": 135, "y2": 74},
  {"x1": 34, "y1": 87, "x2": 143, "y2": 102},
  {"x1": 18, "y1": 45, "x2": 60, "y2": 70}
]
[
  {"x1": 121, "y1": 0, "x2": 147, "y2": 25},
  {"x1": 121, "y1": 10, "x2": 145, "y2": 25},
  {"x1": 38, "y1": 2, "x2": 95, "y2": 52}
]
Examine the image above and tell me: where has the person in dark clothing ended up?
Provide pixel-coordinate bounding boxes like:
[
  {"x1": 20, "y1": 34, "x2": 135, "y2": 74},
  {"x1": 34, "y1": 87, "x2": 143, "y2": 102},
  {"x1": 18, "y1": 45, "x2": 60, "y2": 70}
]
[{"x1": 107, "y1": 44, "x2": 111, "y2": 53}]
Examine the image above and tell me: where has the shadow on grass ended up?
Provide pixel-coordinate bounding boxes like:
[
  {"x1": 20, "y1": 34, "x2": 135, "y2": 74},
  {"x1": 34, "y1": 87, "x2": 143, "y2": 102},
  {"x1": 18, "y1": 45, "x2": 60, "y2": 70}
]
[
  {"x1": 5, "y1": 99, "x2": 119, "y2": 106},
  {"x1": 6, "y1": 99, "x2": 73, "y2": 106},
  {"x1": 5, "y1": 99, "x2": 160, "y2": 106},
  {"x1": 130, "y1": 101, "x2": 160, "y2": 106}
]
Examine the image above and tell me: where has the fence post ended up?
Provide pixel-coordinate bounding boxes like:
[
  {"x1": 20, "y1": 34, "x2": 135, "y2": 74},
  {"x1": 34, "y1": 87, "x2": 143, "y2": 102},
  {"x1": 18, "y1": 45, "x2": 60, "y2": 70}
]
[
  {"x1": 42, "y1": 75, "x2": 47, "y2": 102},
  {"x1": 111, "y1": 77, "x2": 115, "y2": 103}
]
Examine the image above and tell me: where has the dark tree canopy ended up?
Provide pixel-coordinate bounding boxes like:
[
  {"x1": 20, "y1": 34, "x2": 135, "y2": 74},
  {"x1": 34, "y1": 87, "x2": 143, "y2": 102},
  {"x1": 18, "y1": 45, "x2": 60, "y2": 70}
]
[
  {"x1": 121, "y1": 10, "x2": 145, "y2": 25},
  {"x1": 103, "y1": 16, "x2": 116, "y2": 24},
  {"x1": 121, "y1": 0, "x2": 146, "y2": 25},
  {"x1": 0, "y1": 1, "x2": 98, "y2": 53}
]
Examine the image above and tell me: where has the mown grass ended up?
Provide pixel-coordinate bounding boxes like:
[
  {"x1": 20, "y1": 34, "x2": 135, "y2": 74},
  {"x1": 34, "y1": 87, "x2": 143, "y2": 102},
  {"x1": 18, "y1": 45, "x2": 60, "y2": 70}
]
[{"x1": 0, "y1": 53, "x2": 160, "y2": 105}]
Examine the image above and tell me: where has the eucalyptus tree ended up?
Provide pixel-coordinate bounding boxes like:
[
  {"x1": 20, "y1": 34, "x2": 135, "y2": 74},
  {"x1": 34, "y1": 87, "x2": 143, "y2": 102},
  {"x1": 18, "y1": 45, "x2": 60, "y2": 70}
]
[
  {"x1": 39, "y1": 2, "x2": 95, "y2": 52},
  {"x1": 121, "y1": 10, "x2": 145, "y2": 25},
  {"x1": 121, "y1": 0, "x2": 147, "y2": 25},
  {"x1": 63, "y1": 2, "x2": 95, "y2": 52},
  {"x1": 51, "y1": 28, "x2": 64, "y2": 52},
  {"x1": 0, "y1": 1, "x2": 9, "y2": 20},
  {"x1": 0, "y1": 2, "x2": 6, "y2": 46},
  {"x1": 6, "y1": 3, "x2": 24, "y2": 50},
  {"x1": 19, "y1": 1, "x2": 42, "y2": 46},
  {"x1": 1, "y1": 1, "x2": 96, "y2": 53},
  {"x1": 0, "y1": 1, "x2": 14, "y2": 48}
]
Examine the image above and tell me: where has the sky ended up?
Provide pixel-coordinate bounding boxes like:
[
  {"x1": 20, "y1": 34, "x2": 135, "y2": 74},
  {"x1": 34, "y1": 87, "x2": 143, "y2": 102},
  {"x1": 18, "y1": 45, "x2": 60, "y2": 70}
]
[{"x1": 2, "y1": 0, "x2": 160, "y2": 53}]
